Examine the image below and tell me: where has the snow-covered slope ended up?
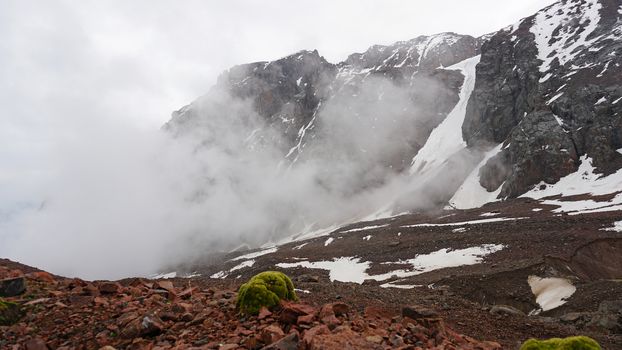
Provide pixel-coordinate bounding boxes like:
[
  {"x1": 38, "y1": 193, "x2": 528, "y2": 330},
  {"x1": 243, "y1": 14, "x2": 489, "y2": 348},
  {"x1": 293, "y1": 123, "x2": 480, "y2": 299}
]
[{"x1": 409, "y1": 55, "x2": 480, "y2": 176}]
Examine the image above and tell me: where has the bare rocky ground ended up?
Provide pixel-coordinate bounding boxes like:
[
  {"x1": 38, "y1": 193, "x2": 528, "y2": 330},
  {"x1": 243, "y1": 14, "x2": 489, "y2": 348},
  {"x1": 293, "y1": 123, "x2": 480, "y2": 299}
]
[{"x1": 1, "y1": 197, "x2": 621, "y2": 349}]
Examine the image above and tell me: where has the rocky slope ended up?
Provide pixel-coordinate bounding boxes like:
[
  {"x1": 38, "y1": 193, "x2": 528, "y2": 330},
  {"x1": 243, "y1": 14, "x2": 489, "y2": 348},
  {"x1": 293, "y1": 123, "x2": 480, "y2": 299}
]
[{"x1": 0, "y1": 260, "x2": 506, "y2": 349}]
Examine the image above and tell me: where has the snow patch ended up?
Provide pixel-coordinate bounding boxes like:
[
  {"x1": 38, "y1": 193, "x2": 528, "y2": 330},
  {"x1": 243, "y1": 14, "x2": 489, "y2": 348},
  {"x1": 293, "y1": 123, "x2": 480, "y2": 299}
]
[
  {"x1": 324, "y1": 237, "x2": 334, "y2": 246},
  {"x1": 151, "y1": 272, "x2": 177, "y2": 279},
  {"x1": 531, "y1": 0, "x2": 603, "y2": 74},
  {"x1": 528, "y1": 276, "x2": 576, "y2": 313},
  {"x1": 547, "y1": 93, "x2": 564, "y2": 105},
  {"x1": 231, "y1": 247, "x2": 278, "y2": 261},
  {"x1": 450, "y1": 144, "x2": 504, "y2": 209},
  {"x1": 404, "y1": 217, "x2": 525, "y2": 228},
  {"x1": 211, "y1": 259, "x2": 256, "y2": 279},
  {"x1": 522, "y1": 156, "x2": 622, "y2": 201},
  {"x1": 604, "y1": 220, "x2": 622, "y2": 232},
  {"x1": 340, "y1": 224, "x2": 389, "y2": 233},
  {"x1": 292, "y1": 243, "x2": 308, "y2": 250},
  {"x1": 410, "y1": 55, "x2": 480, "y2": 175},
  {"x1": 276, "y1": 244, "x2": 504, "y2": 284},
  {"x1": 363, "y1": 235, "x2": 372, "y2": 241}
]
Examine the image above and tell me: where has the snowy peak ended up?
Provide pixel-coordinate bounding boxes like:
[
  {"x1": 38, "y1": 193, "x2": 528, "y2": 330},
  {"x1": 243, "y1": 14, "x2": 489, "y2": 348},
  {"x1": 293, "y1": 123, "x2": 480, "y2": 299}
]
[{"x1": 344, "y1": 32, "x2": 481, "y2": 72}]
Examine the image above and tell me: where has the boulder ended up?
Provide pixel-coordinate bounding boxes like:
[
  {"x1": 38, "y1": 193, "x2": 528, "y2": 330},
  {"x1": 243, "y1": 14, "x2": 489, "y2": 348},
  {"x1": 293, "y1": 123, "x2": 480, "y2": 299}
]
[{"x1": 0, "y1": 277, "x2": 26, "y2": 297}]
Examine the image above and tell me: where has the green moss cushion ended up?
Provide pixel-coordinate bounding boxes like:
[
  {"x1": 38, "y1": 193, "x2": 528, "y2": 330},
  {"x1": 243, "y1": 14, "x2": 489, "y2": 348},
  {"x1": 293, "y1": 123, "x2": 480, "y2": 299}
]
[
  {"x1": 0, "y1": 298, "x2": 23, "y2": 326},
  {"x1": 520, "y1": 336, "x2": 601, "y2": 350},
  {"x1": 237, "y1": 271, "x2": 298, "y2": 315}
]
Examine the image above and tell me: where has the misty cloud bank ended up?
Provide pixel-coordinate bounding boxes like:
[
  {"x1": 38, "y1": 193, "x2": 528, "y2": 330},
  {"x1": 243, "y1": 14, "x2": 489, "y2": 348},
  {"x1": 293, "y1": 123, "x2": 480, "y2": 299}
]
[{"x1": 0, "y1": 65, "x2": 479, "y2": 280}]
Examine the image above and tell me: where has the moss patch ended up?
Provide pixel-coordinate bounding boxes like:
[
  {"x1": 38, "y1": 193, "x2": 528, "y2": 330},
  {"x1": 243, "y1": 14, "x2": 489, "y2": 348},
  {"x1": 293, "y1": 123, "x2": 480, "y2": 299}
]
[
  {"x1": 0, "y1": 298, "x2": 23, "y2": 326},
  {"x1": 520, "y1": 336, "x2": 601, "y2": 350},
  {"x1": 236, "y1": 271, "x2": 298, "y2": 315}
]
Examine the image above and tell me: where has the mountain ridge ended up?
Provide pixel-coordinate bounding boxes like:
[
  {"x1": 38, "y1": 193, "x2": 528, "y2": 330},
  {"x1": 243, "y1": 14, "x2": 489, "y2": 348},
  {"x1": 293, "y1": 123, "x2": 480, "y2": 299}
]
[{"x1": 167, "y1": 0, "x2": 622, "y2": 214}]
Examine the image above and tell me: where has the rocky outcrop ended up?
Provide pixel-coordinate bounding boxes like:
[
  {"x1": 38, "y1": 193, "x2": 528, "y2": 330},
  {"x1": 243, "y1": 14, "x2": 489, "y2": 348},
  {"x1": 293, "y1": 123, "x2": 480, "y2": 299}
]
[
  {"x1": 0, "y1": 261, "x2": 503, "y2": 349},
  {"x1": 465, "y1": 0, "x2": 622, "y2": 197}
]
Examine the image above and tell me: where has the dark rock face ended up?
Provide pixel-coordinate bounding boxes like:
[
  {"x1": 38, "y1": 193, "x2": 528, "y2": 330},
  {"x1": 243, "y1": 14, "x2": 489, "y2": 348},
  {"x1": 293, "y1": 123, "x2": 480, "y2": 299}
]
[
  {"x1": 465, "y1": 0, "x2": 622, "y2": 197},
  {"x1": 0, "y1": 277, "x2": 26, "y2": 297}
]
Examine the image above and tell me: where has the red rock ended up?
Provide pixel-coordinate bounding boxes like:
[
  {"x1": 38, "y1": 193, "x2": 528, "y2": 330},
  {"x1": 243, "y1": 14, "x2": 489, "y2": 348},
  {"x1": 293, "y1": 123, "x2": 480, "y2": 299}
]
[
  {"x1": 401, "y1": 306, "x2": 438, "y2": 320},
  {"x1": 306, "y1": 326, "x2": 376, "y2": 350},
  {"x1": 23, "y1": 298, "x2": 50, "y2": 306},
  {"x1": 85, "y1": 283, "x2": 101, "y2": 296},
  {"x1": 261, "y1": 324, "x2": 285, "y2": 345},
  {"x1": 364, "y1": 306, "x2": 393, "y2": 320},
  {"x1": 297, "y1": 313, "x2": 315, "y2": 325},
  {"x1": 24, "y1": 337, "x2": 49, "y2": 350},
  {"x1": 120, "y1": 314, "x2": 165, "y2": 338},
  {"x1": 365, "y1": 335, "x2": 383, "y2": 344},
  {"x1": 99, "y1": 282, "x2": 120, "y2": 294},
  {"x1": 117, "y1": 312, "x2": 140, "y2": 327},
  {"x1": 243, "y1": 336, "x2": 260, "y2": 349},
  {"x1": 177, "y1": 286, "x2": 197, "y2": 299},
  {"x1": 94, "y1": 297, "x2": 109, "y2": 307},
  {"x1": 171, "y1": 302, "x2": 192, "y2": 314},
  {"x1": 319, "y1": 304, "x2": 341, "y2": 330},
  {"x1": 301, "y1": 325, "x2": 330, "y2": 348},
  {"x1": 29, "y1": 271, "x2": 54, "y2": 283},
  {"x1": 258, "y1": 307, "x2": 272, "y2": 320},
  {"x1": 9, "y1": 269, "x2": 25, "y2": 278},
  {"x1": 157, "y1": 280, "x2": 175, "y2": 293},
  {"x1": 219, "y1": 344, "x2": 238, "y2": 350},
  {"x1": 261, "y1": 332, "x2": 298, "y2": 350},
  {"x1": 331, "y1": 302, "x2": 349, "y2": 317}
]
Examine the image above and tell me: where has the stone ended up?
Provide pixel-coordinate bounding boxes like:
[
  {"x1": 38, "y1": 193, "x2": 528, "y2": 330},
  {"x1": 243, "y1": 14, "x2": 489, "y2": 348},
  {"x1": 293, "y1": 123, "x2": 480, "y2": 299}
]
[
  {"x1": 29, "y1": 272, "x2": 55, "y2": 283},
  {"x1": 280, "y1": 302, "x2": 315, "y2": 324},
  {"x1": 219, "y1": 344, "x2": 238, "y2": 350},
  {"x1": 401, "y1": 305, "x2": 438, "y2": 320},
  {"x1": 156, "y1": 281, "x2": 175, "y2": 293},
  {"x1": 331, "y1": 302, "x2": 349, "y2": 317},
  {"x1": 489, "y1": 305, "x2": 525, "y2": 316},
  {"x1": 261, "y1": 324, "x2": 285, "y2": 345},
  {"x1": 260, "y1": 332, "x2": 298, "y2": 350},
  {"x1": 24, "y1": 338, "x2": 49, "y2": 350},
  {"x1": 120, "y1": 314, "x2": 165, "y2": 338},
  {"x1": 306, "y1": 326, "x2": 378, "y2": 350},
  {"x1": 365, "y1": 335, "x2": 383, "y2": 344},
  {"x1": 297, "y1": 313, "x2": 315, "y2": 325},
  {"x1": 99, "y1": 282, "x2": 120, "y2": 294},
  {"x1": 257, "y1": 307, "x2": 272, "y2": 320},
  {"x1": 0, "y1": 277, "x2": 26, "y2": 297},
  {"x1": 296, "y1": 275, "x2": 320, "y2": 283}
]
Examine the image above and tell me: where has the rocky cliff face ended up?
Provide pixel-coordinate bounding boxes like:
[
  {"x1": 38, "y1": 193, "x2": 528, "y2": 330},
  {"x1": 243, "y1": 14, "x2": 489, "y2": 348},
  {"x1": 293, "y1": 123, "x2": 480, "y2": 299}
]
[
  {"x1": 464, "y1": 0, "x2": 622, "y2": 198},
  {"x1": 166, "y1": 0, "x2": 622, "y2": 208},
  {"x1": 166, "y1": 32, "x2": 481, "y2": 195}
]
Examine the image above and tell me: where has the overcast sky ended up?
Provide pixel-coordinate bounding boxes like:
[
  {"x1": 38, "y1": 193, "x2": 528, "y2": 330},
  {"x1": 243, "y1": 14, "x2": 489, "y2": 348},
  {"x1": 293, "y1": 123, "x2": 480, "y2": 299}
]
[
  {"x1": 1, "y1": 1, "x2": 558, "y2": 275},
  {"x1": 1, "y1": 0, "x2": 556, "y2": 128}
]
